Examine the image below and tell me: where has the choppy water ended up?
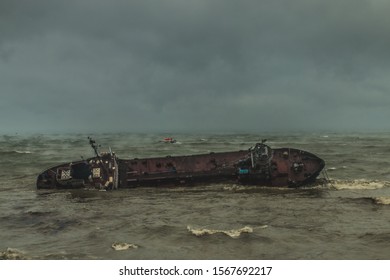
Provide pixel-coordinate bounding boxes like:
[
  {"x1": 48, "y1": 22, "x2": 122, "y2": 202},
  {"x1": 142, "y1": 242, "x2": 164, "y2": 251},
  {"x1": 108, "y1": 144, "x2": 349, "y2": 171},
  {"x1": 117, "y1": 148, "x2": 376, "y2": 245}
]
[{"x1": 1, "y1": 132, "x2": 390, "y2": 260}]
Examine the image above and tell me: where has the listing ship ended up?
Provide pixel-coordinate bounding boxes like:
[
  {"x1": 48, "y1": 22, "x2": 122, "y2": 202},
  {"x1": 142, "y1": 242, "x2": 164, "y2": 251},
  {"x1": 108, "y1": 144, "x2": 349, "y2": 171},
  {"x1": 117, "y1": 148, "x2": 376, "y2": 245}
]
[{"x1": 36, "y1": 138, "x2": 325, "y2": 190}]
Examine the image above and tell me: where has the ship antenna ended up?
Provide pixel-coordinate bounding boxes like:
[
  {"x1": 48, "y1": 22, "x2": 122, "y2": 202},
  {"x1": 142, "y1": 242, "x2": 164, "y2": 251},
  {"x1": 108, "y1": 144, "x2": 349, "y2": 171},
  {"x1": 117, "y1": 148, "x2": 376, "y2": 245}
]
[{"x1": 88, "y1": 137, "x2": 101, "y2": 158}]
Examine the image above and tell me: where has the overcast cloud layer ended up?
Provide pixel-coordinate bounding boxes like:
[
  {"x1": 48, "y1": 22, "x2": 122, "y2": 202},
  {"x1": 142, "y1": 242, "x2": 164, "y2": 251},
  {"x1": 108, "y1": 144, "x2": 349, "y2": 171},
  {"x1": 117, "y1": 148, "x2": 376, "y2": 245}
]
[{"x1": 1, "y1": 0, "x2": 390, "y2": 133}]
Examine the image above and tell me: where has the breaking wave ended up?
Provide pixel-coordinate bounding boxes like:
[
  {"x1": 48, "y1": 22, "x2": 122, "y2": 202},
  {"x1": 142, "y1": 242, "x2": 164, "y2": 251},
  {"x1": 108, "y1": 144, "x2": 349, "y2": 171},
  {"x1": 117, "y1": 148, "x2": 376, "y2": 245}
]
[
  {"x1": 0, "y1": 248, "x2": 29, "y2": 260},
  {"x1": 111, "y1": 242, "x2": 138, "y2": 251},
  {"x1": 326, "y1": 166, "x2": 348, "y2": 171},
  {"x1": 331, "y1": 179, "x2": 390, "y2": 190},
  {"x1": 0, "y1": 150, "x2": 33, "y2": 155},
  {"x1": 372, "y1": 197, "x2": 390, "y2": 205},
  {"x1": 187, "y1": 225, "x2": 267, "y2": 238},
  {"x1": 14, "y1": 150, "x2": 32, "y2": 154}
]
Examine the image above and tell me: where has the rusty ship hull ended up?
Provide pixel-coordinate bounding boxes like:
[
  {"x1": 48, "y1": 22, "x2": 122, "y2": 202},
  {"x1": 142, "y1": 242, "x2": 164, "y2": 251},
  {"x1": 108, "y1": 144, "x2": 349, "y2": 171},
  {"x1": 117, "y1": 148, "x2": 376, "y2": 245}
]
[{"x1": 36, "y1": 140, "x2": 325, "y2": 190}]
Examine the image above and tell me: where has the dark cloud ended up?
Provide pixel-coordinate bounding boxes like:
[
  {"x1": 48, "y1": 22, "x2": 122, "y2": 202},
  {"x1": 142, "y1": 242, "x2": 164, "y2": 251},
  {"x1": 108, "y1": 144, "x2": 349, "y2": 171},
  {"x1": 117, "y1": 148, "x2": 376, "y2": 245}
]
[{"x1": 1, "y1": 0, "x2": 390, "y2": 133}]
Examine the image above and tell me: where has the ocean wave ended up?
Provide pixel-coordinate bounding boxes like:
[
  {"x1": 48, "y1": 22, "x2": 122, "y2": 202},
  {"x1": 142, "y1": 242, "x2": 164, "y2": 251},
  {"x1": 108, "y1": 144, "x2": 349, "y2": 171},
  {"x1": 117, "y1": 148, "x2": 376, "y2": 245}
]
[
  {"x1": 222, "y1": 184, "x2": 254, "y2": 192},
  {"x1": 0, "y1": 150, "x2": 33, "y2": 155},
  {"x1": 372, "y1": 197, "x2": 390, "y2": 205},
  {"x1": 15, "y1": 150, "x2": 32, "y2": 154},
  {"x1": 187, "y1": 225, "x2": 267, "y2": 238},
  {"x1": 331, "y1": 179, "x2": 390, "y2": 190},
  {"x1": 0, "y1": 248, "x2": 29, "y2": 260},
  {"x1": 326, "y1": 166, "x2": 347, "y2": 171},
  {"x1": 111, "y1": 242, "x2": 138, "y2": 251}
]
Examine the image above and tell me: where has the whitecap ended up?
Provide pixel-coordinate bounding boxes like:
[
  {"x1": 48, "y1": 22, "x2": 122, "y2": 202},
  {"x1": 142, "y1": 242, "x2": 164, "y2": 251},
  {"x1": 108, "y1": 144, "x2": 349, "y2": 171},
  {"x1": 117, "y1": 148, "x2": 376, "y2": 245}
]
[
  {"x1": 372, "y1": 197, "x2": 390, "y2": 205},
  {"x1": 111, "y1": 242, "x2": 138, "y2": 251},
  {"x1": 187, "y1": 225, "x2": 266, "y2": 238},
  {"x1": 327, "y1": 166, "x2": 347, "y2": 172},
  {"x1": 0, "y1": 248, "x2": 29, "y2": 260},
  {"x1": 332, "y1": 179, "x2": 389, "y2": 190},
  {"x1": 222, "y1": 184, "x2": 248, "y2": 191},
  {"x1": 14, "y1": 150, "x2": 32, "y2": 154}
]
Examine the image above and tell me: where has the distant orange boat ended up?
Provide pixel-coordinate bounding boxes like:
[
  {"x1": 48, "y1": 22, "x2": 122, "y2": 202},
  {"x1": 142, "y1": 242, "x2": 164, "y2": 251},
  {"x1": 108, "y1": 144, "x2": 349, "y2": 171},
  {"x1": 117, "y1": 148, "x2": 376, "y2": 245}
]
[{"x1": 162, "y1": 137, "x2": 176, "y2": 143}]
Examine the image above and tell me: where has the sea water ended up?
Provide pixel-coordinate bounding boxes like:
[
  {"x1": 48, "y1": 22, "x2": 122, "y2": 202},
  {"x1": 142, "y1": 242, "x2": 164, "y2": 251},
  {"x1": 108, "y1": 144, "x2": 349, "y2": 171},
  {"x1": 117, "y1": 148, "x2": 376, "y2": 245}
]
[{"x1": 1, "y1": 132, "x2": 390, "y2": 259}]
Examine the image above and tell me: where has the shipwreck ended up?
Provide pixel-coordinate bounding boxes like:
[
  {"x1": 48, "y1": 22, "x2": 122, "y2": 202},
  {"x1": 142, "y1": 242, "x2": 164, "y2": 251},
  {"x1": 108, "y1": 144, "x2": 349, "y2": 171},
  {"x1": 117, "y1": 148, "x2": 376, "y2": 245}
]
[{"x1": 36, "y1": 138, "x2": 325, "y2": 190}]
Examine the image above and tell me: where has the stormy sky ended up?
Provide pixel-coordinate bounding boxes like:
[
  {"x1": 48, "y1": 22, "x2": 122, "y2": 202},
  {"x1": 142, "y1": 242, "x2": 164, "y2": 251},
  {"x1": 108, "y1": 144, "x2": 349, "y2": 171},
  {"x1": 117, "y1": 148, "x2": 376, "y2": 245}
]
[{"x1": 1, "y1": 0, "x2": 390, "y2": 134}]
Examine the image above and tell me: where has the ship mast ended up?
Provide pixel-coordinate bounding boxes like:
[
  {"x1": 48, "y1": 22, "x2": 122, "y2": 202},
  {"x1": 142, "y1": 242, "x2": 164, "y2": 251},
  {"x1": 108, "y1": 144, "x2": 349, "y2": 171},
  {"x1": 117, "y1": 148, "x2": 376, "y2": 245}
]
[{"x1": 88, "y1": 137, "x2": 101, "y2": 159}]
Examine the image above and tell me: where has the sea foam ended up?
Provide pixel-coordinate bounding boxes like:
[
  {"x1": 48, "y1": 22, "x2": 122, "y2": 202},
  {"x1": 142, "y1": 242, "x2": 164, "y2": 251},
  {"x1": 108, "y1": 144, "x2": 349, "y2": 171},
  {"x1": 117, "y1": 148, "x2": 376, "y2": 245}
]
[
  {"x1": 0, "y1": 248, "x2": 29, "y2": 260},
  {"x1": 372, "y1": 197, "x2": 390, "y2": 205},
  {"x1": 187, "y1": 225, "x2": 267, "y2": 238},
  {"x1": 332, "y1": 179, "x2": 390, "y2": 190},
  {"x1": 111, "y1": 242, "x2": 138, "y2": 251}
]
